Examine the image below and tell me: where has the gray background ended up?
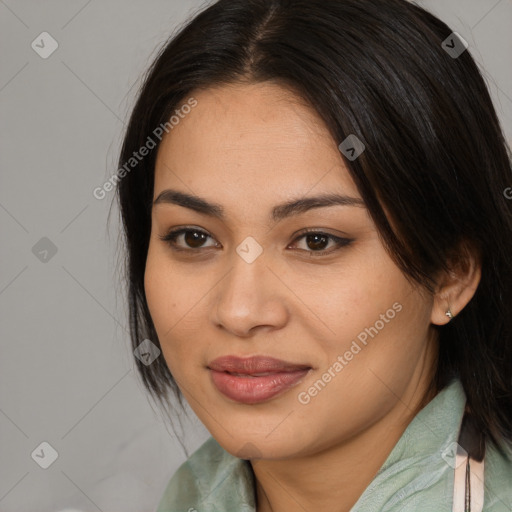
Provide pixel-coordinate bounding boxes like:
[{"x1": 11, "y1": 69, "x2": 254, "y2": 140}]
[{"x1": 1, "y1": 1, "x2": 511, "y2": 511}]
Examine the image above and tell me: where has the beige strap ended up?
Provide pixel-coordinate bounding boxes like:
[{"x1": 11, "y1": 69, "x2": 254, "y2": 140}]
[{"x1": 452, "y1": 443, "x2": 485, "y2": 511}]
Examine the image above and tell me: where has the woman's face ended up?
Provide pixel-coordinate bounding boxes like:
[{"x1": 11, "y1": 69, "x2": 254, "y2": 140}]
[{"x1": 144, "y1": 82, "x2": 438, "y2": 459}]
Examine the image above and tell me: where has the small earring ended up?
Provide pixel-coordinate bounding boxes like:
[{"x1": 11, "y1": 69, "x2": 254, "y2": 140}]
[{"x1": 445, "y1": 309, "x2": 454, "y2": 319}]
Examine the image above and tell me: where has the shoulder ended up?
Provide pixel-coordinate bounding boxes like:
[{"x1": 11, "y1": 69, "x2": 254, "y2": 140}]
[
  {"x1": 155, "y1": 436, "x2": 256, "y2": 512},
  {"x1": 483, "y1": 438, "x2": 512, "y2": 511}
]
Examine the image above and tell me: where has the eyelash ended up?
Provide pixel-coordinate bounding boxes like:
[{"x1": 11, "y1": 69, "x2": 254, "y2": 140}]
[{"x1": 158, "y1": 227, "x2": 353, "y2": 257}]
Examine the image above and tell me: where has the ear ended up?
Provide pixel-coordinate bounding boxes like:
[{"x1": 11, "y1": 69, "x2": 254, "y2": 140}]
[{"x1": 431, "y1": 240, "x2": 482, "y2": 325}]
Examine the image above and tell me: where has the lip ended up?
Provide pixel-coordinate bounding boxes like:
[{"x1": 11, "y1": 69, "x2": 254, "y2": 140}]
[
  {"x1": 207, "y1": 355, "x2": 312, "y2": 404},
  {"x1": 208, "y1": 355, "x2": 311, "y2": 374}
]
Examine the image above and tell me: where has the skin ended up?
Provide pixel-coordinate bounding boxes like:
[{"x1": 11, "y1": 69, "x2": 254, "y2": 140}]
[{"x1": 144, "y1": 82, "x2": 481, "y2": 512}]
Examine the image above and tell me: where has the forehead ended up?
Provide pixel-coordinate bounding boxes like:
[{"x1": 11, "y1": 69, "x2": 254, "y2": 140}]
[{"x1": 153, "y1": 82, "x2": 360, "y2": 208}]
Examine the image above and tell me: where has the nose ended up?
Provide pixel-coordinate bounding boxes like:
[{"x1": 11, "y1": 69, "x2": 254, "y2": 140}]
[{"x1": 210, "y1": 245, "x2": 289, "y2": 337}]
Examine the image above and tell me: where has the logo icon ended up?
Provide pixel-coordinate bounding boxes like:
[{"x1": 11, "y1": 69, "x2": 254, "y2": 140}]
[
  {"x1": 236, "y1": 236, "x2": 263, "y2": 264},
  {"x1": 31, "y1": 441, "x2": 59, "y2": 469},
  {"x1": 31, "y1": 32, "x2": 59, "y2": 59},
  {"x1": 32, "y1": 237, "x2": 58, "y2": 263},
  {"x1": 134, "y1": 339, "x2": 161, "y2": 366},
  {"x1": 442, "y1": 32, "x2": 468, "y2": 59},
  {"x1": 441, "y1": 441, "x2": 468, "y2": 469},
  {"x1": 338, "y1": 134, "x2": 366, "y2": 161}
]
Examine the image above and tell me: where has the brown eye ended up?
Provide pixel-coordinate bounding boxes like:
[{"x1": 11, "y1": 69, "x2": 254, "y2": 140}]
[
  {"x1": 183, "y1": 230, "x2": 208, "y2": 248},
  {"x1": 289, "y1": 230, "x2": 353, "y2": 257},
  {"x1": 304, "y1": 233, "x2": 330, "y2": 251},
  {"x1": 159, "y1": 228, "x2": 218, "y2": 251}
]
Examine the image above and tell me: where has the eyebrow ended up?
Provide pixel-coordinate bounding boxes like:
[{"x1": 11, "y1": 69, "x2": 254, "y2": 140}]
[{"x1": 153, "y1": 189, "x2": 365, "y2": 222}]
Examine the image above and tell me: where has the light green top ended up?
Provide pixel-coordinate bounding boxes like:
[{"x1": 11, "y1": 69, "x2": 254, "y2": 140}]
[{"x1": 156, "y1": 378, "x2": 512, "y2": 511}]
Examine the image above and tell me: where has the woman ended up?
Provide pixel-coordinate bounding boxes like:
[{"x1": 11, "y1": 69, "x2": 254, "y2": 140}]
[{"x1": 115, "y1": 0, "x2": 512, "y2": 510}]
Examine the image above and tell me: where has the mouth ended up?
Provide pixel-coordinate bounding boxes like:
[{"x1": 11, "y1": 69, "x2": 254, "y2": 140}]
[{"x1": 207, "y1": 355, "x2": 312, "y2": 404}]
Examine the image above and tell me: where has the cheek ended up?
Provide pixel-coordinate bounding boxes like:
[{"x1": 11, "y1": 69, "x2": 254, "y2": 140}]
[
  {"x1": 289, "y1": 247, "x2": 410, "y2": 347},
  {"x1": 144, "y1": 243, "x2": 195, "y2": 327},
  {"x1": 301, "y1": 248, "x2": 431, "y2": 389},
  {"x1": 144, "y1": 248, "x2": 173, "y2": 331},
  {"x1": 294, "y1": 291, "x2": 431, "y2": 450},
  {"x1": 143, "y1": 244, "x2": 211, "y2": 374},
  {"x1": 321, "y1": 280, "x2": 431, "y2": 399}
]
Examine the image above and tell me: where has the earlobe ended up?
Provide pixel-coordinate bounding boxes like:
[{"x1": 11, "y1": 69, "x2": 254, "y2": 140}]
[
  {"x1": 430, "y1": 244, "x2": 482, "y2": 326},
  {"x1": 431, "y1": 294, "x2": 456, "y2": 326}
]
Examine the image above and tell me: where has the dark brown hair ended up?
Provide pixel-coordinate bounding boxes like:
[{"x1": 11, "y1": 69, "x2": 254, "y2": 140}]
[{"x1": 114, "y1": 0, "x2": 512, "y2": 453}]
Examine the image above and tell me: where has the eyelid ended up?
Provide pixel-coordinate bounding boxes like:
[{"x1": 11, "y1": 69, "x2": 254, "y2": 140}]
[
  {"x1": 291, "y1": 227, "x2": 352, "y2": 242},
  {"x1": 288, "y1": 228, "x2": 353, "y2": 255},
  {"x1": 158, "y1": 226, "x2": 353, "y2": 256},
  {"x1": 158, "y1": 226, "x2": 219, "y2": 251}
]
